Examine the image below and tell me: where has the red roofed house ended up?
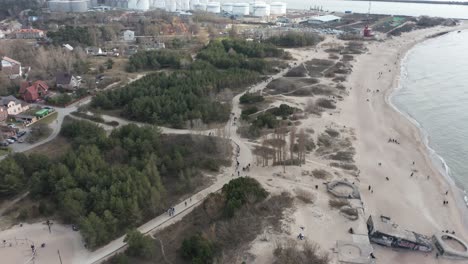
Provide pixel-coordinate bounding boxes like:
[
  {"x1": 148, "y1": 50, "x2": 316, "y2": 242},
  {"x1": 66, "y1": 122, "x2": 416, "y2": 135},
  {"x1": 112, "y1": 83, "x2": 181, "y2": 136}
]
[
  {"x1": 15, "y1": 28, "x2": 44, "y2": 39},
  {"x1": 1, "y1": 56, "x2": 23, "y2": 79},
  {"x1": 19, "y1": 81, "x2": 49, "y2": 102}
]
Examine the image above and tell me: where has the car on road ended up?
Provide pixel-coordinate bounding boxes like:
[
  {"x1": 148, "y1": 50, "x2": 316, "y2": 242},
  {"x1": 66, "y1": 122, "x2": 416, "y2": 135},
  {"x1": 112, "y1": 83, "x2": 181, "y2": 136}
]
[
  {"x1": 17, "y1": 131, "x2": 27, "y2": 137},
  {"x1": 6, "y1": 138, "x2": 15, "y2": 144},
  {"x1": 72, "y1": 224, "x2": 79, "y2": 231}
]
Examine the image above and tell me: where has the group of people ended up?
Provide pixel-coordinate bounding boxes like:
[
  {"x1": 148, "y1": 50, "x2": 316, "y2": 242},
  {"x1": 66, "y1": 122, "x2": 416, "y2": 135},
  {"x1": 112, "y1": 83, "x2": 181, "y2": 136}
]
[
  {"x1": 388, "y1": 138, "x2": 400, "y2": 144},
  {"x1": 167, "y1": 207, "x2": 176, "y2": 217}
]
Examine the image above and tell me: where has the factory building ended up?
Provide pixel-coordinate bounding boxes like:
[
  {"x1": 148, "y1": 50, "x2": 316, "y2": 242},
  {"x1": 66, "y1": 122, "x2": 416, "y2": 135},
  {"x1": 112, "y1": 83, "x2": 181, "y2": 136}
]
[{"x1": 48, "y1": 0, "x2": 89, "y2": 12}]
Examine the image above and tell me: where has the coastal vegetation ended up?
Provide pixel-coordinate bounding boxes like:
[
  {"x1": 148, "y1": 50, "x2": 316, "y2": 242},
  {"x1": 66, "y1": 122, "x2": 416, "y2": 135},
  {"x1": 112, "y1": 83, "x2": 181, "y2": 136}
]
[
  {"x1": 92, "y1": 38, "x2": 288, "y2": 128},
  {"x1": 265, "y1": 32, "x2": 324, "y2": 47},
  {"x1": 126, "y1": 49, "x2": 192, "y2": 72},
  {"x1": 0, "y1": 119, "x2": 231, "y2": 248},
  {"x1": 107, "y1": 178, "x2": 294, "y2": 264}
]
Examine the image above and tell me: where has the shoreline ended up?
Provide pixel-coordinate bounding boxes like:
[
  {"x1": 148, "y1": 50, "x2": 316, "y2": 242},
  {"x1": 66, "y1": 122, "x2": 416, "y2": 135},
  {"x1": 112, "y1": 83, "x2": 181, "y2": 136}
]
[
  {"x1": 386, "y1": 27, "x2": 468, "y2": 226},
  {"x1": 342, "y1": 23, "x2": 468, "y2": 263}
]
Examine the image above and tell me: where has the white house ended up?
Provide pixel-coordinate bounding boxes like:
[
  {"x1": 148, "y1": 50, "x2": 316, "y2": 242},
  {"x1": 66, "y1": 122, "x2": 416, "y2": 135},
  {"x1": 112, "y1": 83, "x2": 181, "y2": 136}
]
[
  {"x1": 122, "y1": 30, "x2": 135, "y2": 42},
  {"x1": 0, "y1": 96, "x2": 29, "y2": 115}
]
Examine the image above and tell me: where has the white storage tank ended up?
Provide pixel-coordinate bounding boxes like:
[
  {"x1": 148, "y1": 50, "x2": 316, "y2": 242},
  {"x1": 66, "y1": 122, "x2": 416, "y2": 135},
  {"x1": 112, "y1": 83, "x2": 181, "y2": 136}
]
[
  {"x1": 136, "y1": 0, "x2": 150, "y2": 10},
  {"x1": 232, "y1": 2, "x2": 249, "y2": 16},
  {"x1": 181, "y1": 0, "x2": 190, "y2": 10},
  {"x1": 166, "y1": 0, "x2": 177, "y2": 11},
  {"x1": 194, "y1": 3, "x2": 207, "y2": 10},
  {"x1": 270, "y1": 1, "x2": 286, "y2": 15},
  {"x1": 190, "y1": 0, "x2": 199, "y2": 9},
  {"x1": 221, "y1": 2, "x2": 233, "y2": 13},
  {"x1": 206, "y1": 2, "x2": 220, "y2": 13},
  {"x1": 154, "y1": 0, "x2": 166, "y2": 9},
  {"x1": 252, "y1": 3, "x2": 269, "y2": 17}
]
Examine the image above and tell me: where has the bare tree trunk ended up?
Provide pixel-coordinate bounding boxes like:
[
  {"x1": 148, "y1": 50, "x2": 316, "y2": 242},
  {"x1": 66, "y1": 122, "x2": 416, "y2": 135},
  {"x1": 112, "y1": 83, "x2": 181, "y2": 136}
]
[{"x1": 290, "y1": 126, "x2": 296, "y2": 162}]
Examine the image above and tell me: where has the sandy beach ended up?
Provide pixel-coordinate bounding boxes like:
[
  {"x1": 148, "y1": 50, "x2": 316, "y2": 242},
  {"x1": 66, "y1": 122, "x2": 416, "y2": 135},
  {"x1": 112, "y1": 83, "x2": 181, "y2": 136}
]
[{"x1": 247, "y1": 24, "x2": 468, "y2": 263}]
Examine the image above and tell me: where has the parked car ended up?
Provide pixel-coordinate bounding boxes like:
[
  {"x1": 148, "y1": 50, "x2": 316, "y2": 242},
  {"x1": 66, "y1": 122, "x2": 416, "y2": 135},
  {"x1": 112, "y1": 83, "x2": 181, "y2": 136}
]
[
  {"x1": 17, "y1": 131, "x2": 27, "y2": 137},
  {"x1": 9, "y1": 136, "x2": 18, "y2": 141},
  {"x1": 72, "y1": 224, "x2": 79, "y2": 231},
  {"x1": 0, "y1": 141, "x2": 9, "y2": 146},
  {"x1": 7, "y1": 123, "x2": 15, "y2": 128},
  {"x1": 6, "y1": 138, "x2": 15, "y2": 144},
  {"x1": 17, "y1": 138, "x2": 24, "y2": 143}
]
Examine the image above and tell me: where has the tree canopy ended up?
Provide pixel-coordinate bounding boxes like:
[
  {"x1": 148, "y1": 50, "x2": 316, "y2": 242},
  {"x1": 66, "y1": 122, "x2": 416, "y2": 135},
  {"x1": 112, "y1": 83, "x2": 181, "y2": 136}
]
[{"x1": 265, "y1": 32, "x2": 324, "y2": 47}]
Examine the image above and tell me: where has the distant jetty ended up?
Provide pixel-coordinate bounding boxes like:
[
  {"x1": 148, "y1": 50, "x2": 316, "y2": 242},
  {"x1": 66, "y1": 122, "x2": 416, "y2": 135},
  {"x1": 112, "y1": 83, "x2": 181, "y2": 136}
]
[{"x1": 348, "y1": 0, "x2": 468, "y2": 5}]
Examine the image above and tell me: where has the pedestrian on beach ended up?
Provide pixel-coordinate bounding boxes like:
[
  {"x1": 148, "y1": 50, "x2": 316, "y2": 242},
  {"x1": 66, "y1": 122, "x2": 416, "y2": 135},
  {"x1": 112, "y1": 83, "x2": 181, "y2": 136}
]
[
  {"x1": 385, "y1": 177, "x2": 389, "y2": 181},
  {"x1": 185, "y1": 201, "x2": 187, "y2": 207},
  {"x1": 446, "y1": 191, "x2": 449, "y2": 195},
  {"x1": 410, "y1": 172, "x2": 413, "y2": 177}
]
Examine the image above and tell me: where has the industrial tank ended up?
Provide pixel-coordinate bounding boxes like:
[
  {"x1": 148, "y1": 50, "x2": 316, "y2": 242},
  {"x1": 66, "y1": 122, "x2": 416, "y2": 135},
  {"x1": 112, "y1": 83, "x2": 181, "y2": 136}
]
[
  {"x1": 181, "y1": 0, "x2": 190, "y2": 10},
  {"x1": 194, "y1": 3, "x2": 207, "y2": 11},
  {"x1": 190, "y1": 0, "x2": 199, "y2": 9},
  {"x1": 270, "y1": 1, "x2": 286, "y2": 15},
  {"x1": 252, "y1": 2, "x2": 269, "y2": 17},
  {"x1": 232, "y1": 2, "x2": 249, "y2": 16},
  {"x1": 221, "y1": 2, "x2": 233, "y2": 13},
  {"x1": 206, "y1": 2, "x2": 220, "y2": 13},
  {"x1": 153, "y1": 0, "x2": 166, "y2": 9},
  {"x1": 136, "y1": 0, "x2": 150, "y2": 10}
]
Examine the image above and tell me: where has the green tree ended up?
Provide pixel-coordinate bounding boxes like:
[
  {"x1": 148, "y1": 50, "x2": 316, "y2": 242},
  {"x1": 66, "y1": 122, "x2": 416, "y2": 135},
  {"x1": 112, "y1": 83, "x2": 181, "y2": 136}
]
[{"x1": 181, "y1": 233, "x2": 216, "y2": 264}]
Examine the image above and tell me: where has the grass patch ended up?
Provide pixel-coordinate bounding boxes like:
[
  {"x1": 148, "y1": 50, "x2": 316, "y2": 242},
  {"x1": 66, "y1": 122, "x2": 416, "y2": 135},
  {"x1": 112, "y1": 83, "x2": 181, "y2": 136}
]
[
  {"x1": 273, "y1": 240, "x2": 330, "y2": 264},
  {"x1": 311, "y1": 169, "x2": 331, "y2": 179},
  {"x1": 36, "y1": 112, "x2": 58, "y2": 125},
  {"x1": 328, "y1": 198, "x2": 350, "y2": 209},
  {"x1": 295, "y1": 188, "x2": 315, "y2": 204}
]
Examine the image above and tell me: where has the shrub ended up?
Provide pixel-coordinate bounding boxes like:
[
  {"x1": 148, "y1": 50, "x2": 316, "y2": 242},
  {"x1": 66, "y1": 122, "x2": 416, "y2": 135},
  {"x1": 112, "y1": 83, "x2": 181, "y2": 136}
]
[
  {"x1": 329, "y1": 151, "x2": 354, "y2": 162},
  {"x1": 274, "y1": 240, "x2": 329, "y2": 264},
  {"x1": 325, "y1": 128, "x2": 339, "y2": 138},
  {"x1": 311, "y1": 169, "x2": 331, "y2": 179},
  {"x1": 241, "y1": 106, "x2": 258, "y2": 120},
  {"x1": 316, "y1": 98, "x2": 336, "y2": 109},
  {"x1": 328, "y1": 198, "x2": 350, "y2": 209},
  {"x1": 124, "y1": 229, "x2": 155, "y2": 259},
  {"x1": 222, "y1": 177, "x2": 268, "y2": 217},
  {"x1": 181, "y1": 233, "x2": 216, "y2": 264},
  {"x1": 239, "y1": 93, "x2": 264, "y2": 104},
  {"x1": 295, "y1": 188, "x2": 315, "y2": 204}
]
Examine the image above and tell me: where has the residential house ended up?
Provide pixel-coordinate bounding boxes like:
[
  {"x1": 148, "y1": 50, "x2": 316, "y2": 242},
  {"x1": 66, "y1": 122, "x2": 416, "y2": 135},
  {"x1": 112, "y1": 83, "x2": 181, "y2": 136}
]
[
  {"x1": 19, "y1": 81, "x2": 49, "y2": 102},
  {"x1": 56, "y1": 72, "x2": 80, "y2": 90},
  {"x1": 0, "y1": 96, "x2": 29, "y2": 115},
  {"x1": 15, "y1": 28, "x2": 45, "y2": 39},
  {"x1": 1, "y1": 57, "x2": 22, "y2": 79},
  {"x1": 0, "y1": 106, "x2": 7, "y2": 122},
  {"x1": 122, "y1": 30, "x2": 135, "y2": 41}
]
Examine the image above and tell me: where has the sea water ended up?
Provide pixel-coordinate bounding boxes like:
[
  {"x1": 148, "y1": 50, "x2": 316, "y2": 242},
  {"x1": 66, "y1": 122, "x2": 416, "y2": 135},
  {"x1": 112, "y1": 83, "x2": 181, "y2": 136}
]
[
  {"x1": 284, "y1": 0, "x2": 468, "y2": 19},
  {"x1": 392, "y1": 30, "x2": 468, "y2": 191}
]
